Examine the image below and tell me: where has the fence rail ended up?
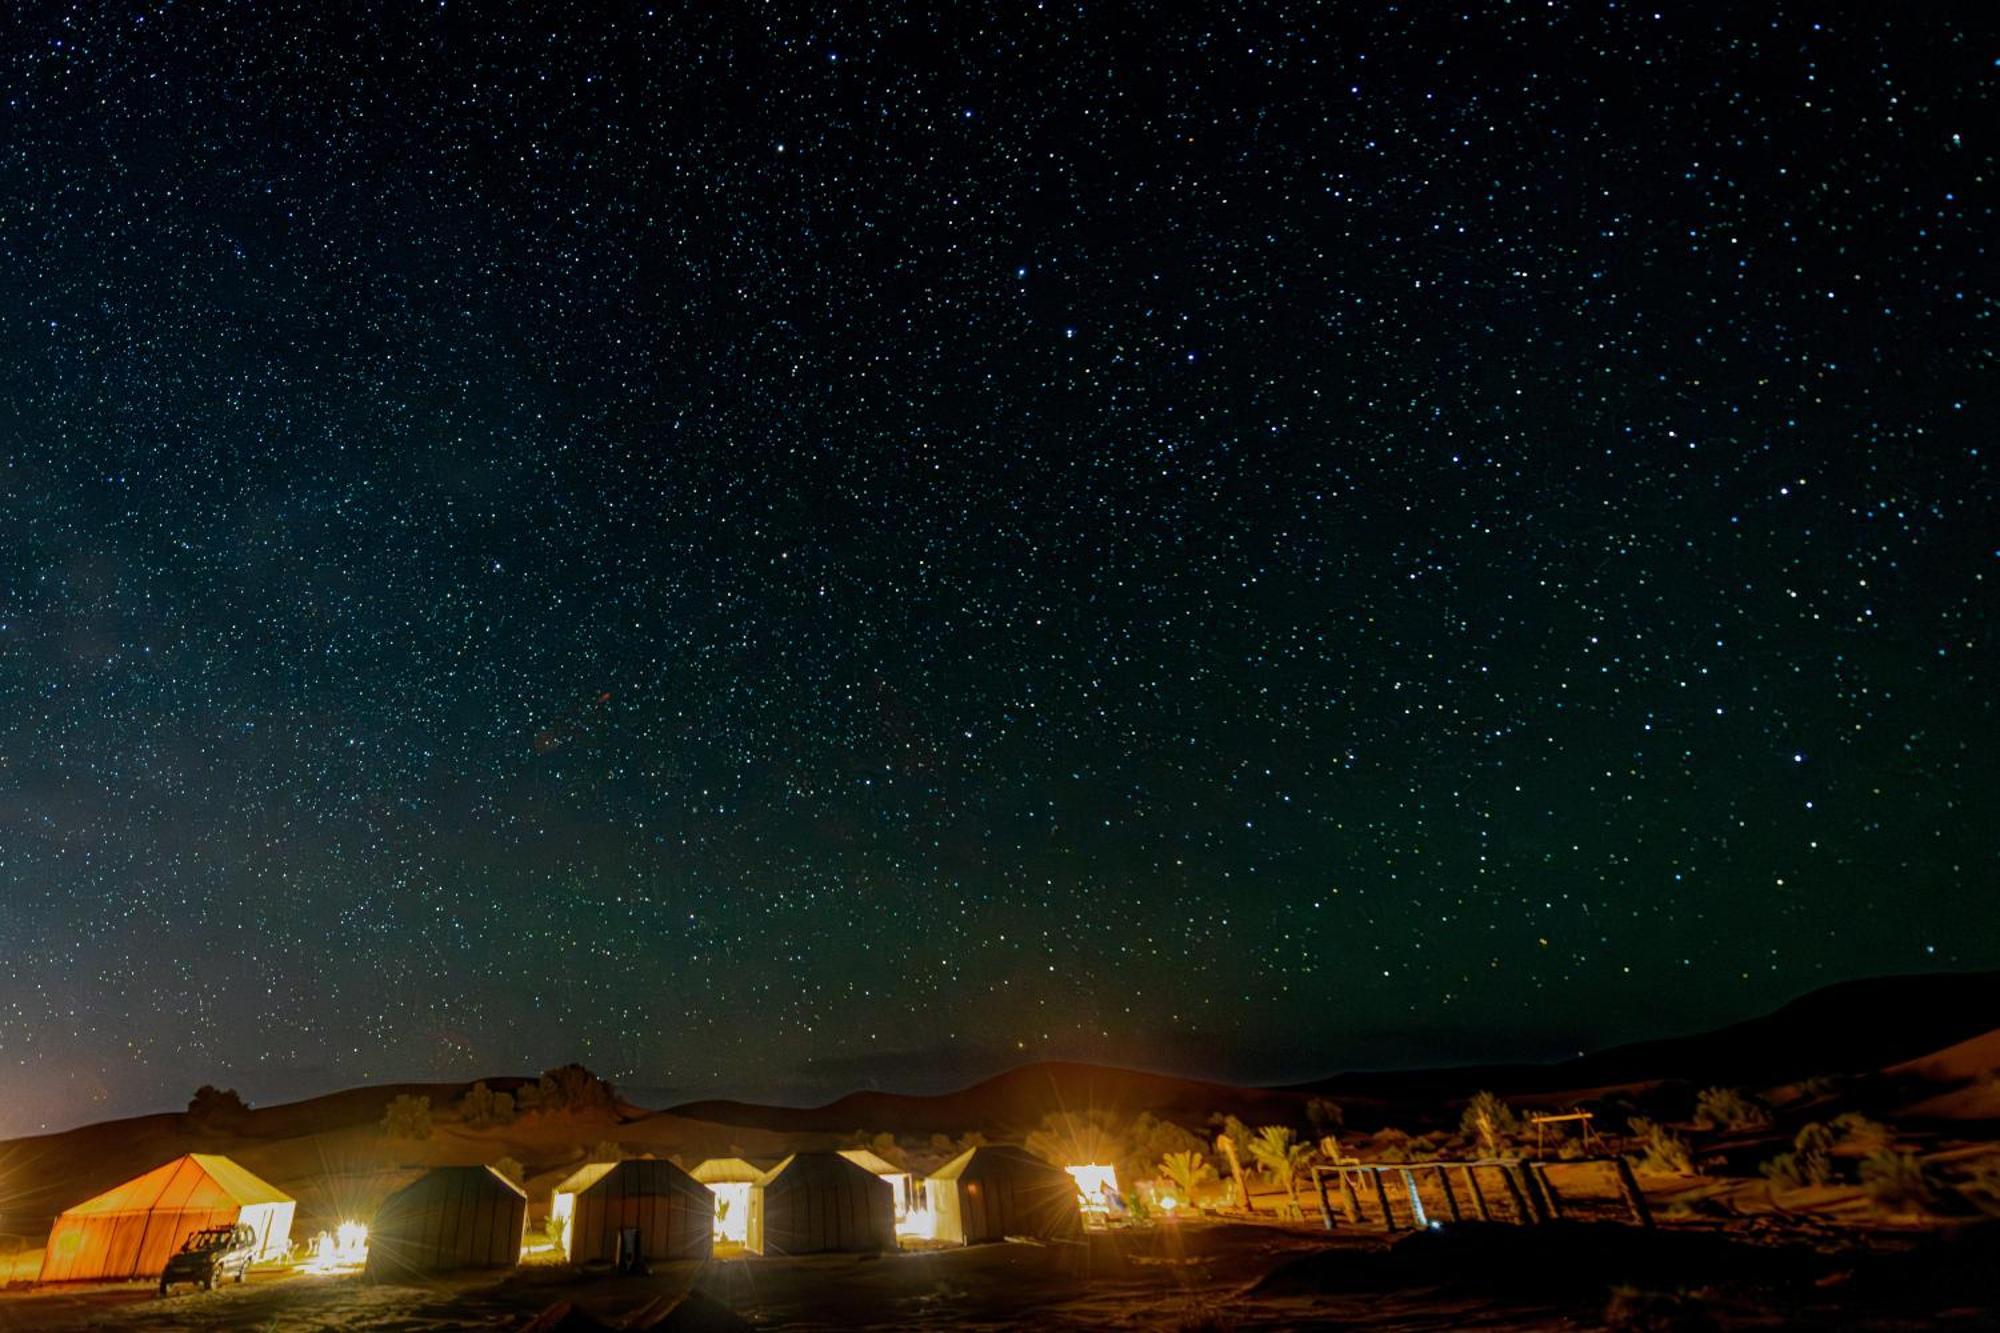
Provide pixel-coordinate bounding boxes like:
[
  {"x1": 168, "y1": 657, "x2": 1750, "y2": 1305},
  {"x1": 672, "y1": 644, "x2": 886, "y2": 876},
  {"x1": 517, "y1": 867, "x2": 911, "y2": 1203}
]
[{"x1": 1309, "y1": 1156, "x2": 1652, "y2": 1232}]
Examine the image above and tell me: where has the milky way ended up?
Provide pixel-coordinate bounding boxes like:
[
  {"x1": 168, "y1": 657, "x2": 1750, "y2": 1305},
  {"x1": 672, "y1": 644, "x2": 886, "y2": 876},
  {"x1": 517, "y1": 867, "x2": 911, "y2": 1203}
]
[{"x1": 0, "y1": 4, "x2": 1990, "y2": 1135}]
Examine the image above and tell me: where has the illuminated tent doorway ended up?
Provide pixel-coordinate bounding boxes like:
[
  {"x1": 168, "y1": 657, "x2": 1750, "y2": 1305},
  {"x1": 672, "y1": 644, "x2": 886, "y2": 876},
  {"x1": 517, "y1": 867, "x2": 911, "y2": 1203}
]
[{"x1": 690, "y1": 1158, "x2": 765, "y2": 1246}]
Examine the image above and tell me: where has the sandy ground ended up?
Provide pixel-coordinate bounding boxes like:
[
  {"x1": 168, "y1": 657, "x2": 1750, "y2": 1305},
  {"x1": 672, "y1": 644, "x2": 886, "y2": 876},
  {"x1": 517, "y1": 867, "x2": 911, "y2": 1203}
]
[
  {"x1": 6, "y1": 1216, "x2": 1998, "y2": 1332},
  {"x1": 0, "y1": 1222, "x2": 1553, "y2": 1332}
]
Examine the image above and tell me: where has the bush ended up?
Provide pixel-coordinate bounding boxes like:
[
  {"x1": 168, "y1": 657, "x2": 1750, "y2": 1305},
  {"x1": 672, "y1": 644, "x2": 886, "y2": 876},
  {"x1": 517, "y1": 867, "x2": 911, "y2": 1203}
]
[
  {"x1": 1762, "y1": 1122, "x2": 1838, "y2": 1190},
  {"x1": 1830, "y1": 1112, "x2": 1891, "y2": 1152},
  {"x1": 1691, "y1": 1087, "x2": 1770, "y2": 1132},
  {"x1": 1860, "y1": 1150, "x2": 1939, "y2": 1218},
  {"x1": 381, "y1": 1094, "x2": 433, "y2": 1140},
  {"x1": 185, "y1": 1085, "x2": 251, "y2": 1130},
  {"x1": 1121, "y1": 1113, "x2": 1206, "y2": 1192},
  {"x1": 1459, "y1": 1091, "x2": 1520, "y2": 1156},
  {"x1": 534, "y1": 1064, "x2": 617, "y2": 1114},
  {"x1": 492, "y1": 1156, "x2": 526, "y2": 1187},
  {"x1": 460, "y1": 1081, "x2": 516, "y2": 1128},
  {"x1": 1305, "y1": 1097, "x2": 1344, "y2": 1139},
  {"x1": 842, "y1": 1131, "x2": 909, "y2": 1169},
  {"x1": 587, "y1": 1139, "x2": 623, "y2": 1164},
  {"x1": 1627, "y1": 1117, "x2": 1696, "y2": 1176}
]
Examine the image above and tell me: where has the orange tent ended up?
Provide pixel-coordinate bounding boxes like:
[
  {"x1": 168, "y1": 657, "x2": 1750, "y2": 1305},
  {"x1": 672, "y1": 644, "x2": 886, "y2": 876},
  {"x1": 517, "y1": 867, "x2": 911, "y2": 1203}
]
[{"x1": 39, "y1": 1154, "x2": 296, "y2": 1282}]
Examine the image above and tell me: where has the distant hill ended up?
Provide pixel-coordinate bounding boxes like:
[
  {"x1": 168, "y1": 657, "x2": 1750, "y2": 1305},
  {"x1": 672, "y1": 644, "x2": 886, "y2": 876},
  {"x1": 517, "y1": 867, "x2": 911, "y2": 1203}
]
[
  {"x1": 666, "y1": 1061, "x2": 1317, "y2": 1139},
  {"x1": 1285, "y1": 969, "x2": 2000, "y2": 1102},
  {"x1": 5, "y1": 970, "x2": 1992, "y2": 1250}
]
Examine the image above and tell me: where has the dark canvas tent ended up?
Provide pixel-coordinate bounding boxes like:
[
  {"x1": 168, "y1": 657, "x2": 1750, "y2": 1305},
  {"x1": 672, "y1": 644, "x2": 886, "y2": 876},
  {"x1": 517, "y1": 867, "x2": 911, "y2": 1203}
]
[
  {"x1": 38, "y1": 1154, "x2": 295, "y2": 1282},
  {"x1": 747, "y1": 1153, "x2": 894, "y2": 1255},
  {"x1": 928, "y1": 1145, "x2": 1081, "y2": 1245},
  {"x1": 553, "y1": 1160, "x2": 712, "y2": 1264},
  {"x1": 364, "y1": 1165, "x2": 525, "y2": 1278}
]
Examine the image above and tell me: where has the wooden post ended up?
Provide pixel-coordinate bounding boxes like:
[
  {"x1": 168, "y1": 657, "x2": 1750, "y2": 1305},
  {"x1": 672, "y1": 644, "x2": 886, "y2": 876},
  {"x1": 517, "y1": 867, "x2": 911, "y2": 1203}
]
[
  {"x1": 1340, "y1": 1169, "x2": 1364, "y2": 1224},
  {"x1": 1531, "y1": 1162, "x2": 1564, "y2": 1220},
  {"x1": 1459, "y1": 1165, "x2": 1491, "y2": 1221},
  {"x1": 1313, "y1": 1169, "x2": 1335, "y2": 1231},
  {"x1": 1370, "y1": 1168, "x2": 1396, "y2": 1231},
  {"x1": 1434, "y1": 1164, "x2": 1462, "y2": 1222},
  {"x1": 1609, "y1": 1156, "x2": 1655, "y2": 1229},
  {"x1": 1399, "y1": 1169, "x2": 1428, "y2": 1228},
  {"x1": 1497, "y1": 1163, "x2": 1536, "y2": 1223},
  {"x1": 1512, "y1": 1164, "x2": 1551, "y2": 1223}
]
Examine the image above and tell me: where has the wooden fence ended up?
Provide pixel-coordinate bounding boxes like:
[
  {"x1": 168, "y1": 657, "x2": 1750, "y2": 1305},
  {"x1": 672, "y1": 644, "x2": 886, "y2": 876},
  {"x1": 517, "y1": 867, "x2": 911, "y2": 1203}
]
[{"x1": 1309, "y1": 1157, "x2": 1652, "y2": 1231}]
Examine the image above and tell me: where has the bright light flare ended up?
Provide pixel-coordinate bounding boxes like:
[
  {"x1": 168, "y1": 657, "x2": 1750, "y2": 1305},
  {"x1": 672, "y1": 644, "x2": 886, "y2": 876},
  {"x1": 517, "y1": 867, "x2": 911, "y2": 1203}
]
[
  {"x1": 1066, "y1": 1164, "x2": 1120, "y2": 1213},
  {"x1": 299, "y1": 1220, "x2": 368, "y2": 1273}
]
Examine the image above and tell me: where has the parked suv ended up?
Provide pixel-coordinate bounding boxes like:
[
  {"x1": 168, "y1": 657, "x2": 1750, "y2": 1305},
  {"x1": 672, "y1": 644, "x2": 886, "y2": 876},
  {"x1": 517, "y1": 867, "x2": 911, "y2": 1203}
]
[{"x1": 158, "y1": 1223, "x2": 258, "y2": 1293}]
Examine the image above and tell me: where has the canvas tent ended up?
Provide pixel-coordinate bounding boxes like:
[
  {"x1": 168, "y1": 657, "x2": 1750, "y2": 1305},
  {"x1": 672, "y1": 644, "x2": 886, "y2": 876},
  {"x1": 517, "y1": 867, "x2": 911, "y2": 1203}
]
[
  {"x1": 747, "y1": 1153, "x2": 895, "y2": 1255},
  {"x1": 552, "y1": 1160, "x2": 712, "y2": 1264},
  {"x1": 363, "y1": 1166, "x2": 525, "y2": 1279},
  {"x1": 928, "y1": 1145, "x2": 1082, "y2": 1246},
  {"x1": 690, "y1": 1158, "x2": 766, "y2": 1245},
  {"x1": 38, "y1": 1153, "x2": 295, "y2": 1283}
]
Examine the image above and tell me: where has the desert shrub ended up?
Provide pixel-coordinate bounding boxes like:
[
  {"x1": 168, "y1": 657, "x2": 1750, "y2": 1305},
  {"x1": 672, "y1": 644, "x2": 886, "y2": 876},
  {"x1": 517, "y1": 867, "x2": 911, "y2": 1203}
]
[
  {"x1": 1831, "y1": 1112, "x2": 1891, "y2": 1152},
  {"x1": 1305, "y1": 1097, "x2": 1344, "y2": 1139},
  {"x1": 1159, "y1": 1150, "x2": 1216, "y2": 1202},
  {"x1": 1121, "y1": 1113, "x2": 1206, "y2": 1191},
  {"x1": 1460, "y1": 1091, "x2": 1521, "y2": 1156},
  {"x1": 1795, "y1": 1074, "x2": 1839, "y2": 1101},
  {"x1": 460, "y1": 1081, "x2": 516, "y2": 1128},
  {"x1": 1368, "y1": 1127, "x2": 1414, "y2": 1164},
  {"x1": 1603, "y1": 1285, "x2": 1718, "y2": 1332},
  {"x1": 1245, "y1": 1126, "x2": 1311, "y2": 1214},
  {"x1": 1860, "y1": 1150, "x2": 1939, "y2": 1217},
  {"x1": 1691, "y1": 1087, "x2": 1771, "y2": 1133},
  {"x1": 1627, "y1": 1117, "x2": 1696, "y2": 1176},
  {"x1": 587, "y1": 1139, "x2": 623, "y2": 1164},
  {"x1": 381, "y1": 1094, "x2": 433, "y2": 1140},
  {"x1": 1959, "y1": 1160, "x2": 2000, "y2": 1217},
  {"x1": 1763, "y1": 1120, "x2": 1839, "y2": 1190},
  {"x1": 1026, "y1": 1108, "x2": 1122, "y2": 1168},
  {"x1": 841, "y1": 1131, "x2": 908, "y2": 1170},
  {"x1": 492, "y1": 1156, "x2": 526, "y2": 1187},
  {"x1": 535, "y1": 1064, "x2": 617, "y2": 1114},
  {"x1": 185, "y1": 1085, "x2": 251, "y2": 1130}
]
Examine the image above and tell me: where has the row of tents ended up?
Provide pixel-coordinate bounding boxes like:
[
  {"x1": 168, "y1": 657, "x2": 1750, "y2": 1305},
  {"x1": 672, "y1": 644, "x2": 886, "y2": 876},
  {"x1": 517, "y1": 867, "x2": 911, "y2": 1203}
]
[{"x1": 37, "y1": 1144, "x2": 1083, "y2": 1283}]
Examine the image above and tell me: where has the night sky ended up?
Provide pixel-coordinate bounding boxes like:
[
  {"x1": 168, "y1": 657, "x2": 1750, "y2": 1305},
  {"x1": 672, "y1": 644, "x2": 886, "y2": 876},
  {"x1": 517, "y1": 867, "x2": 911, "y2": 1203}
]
[{"x1": 0, "y1": 3, "x2": 1992, "y2": 1138}]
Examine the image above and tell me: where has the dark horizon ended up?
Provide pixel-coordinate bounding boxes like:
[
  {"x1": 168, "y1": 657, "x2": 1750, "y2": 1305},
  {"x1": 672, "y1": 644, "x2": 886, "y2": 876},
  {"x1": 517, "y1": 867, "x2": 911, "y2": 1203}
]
[
  {"x1": 2, "y1": 5, "x2": 1991, "y2": 1146},
  {"x1": 9, "y1": 965, "x2": 1987, "y2": 1139}
]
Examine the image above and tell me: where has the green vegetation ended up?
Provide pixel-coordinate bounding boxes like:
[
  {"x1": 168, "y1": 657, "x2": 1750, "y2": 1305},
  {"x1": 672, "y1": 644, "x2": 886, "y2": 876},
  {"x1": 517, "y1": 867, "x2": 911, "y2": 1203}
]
[
  {"x1": 492, "y1": 1156, "x2": 526, "y2": 1187},
  {"x1": 185, "y1": 1085, "x2": 251, "y2": 1131},
  {"x1": 1626, "y1": 1117, "x2": 1696, "y2": 1176},
  {"x1": 1459, "y1": 1090, "x2": 1520, "y2": 1156},
  {"x1": 1245, "y1": 1125, "x2": 1313, "y2": 1215},
  {"x1": 459, "y1": 1081, "x2": 516, "y2": 1128},
  {"x1": 1158, "y1": 1150, "x2": 1216, "y2": 1202},
  {"x1": 1860, "y1": 1150, "x2": 1939, "y2": 1218},
  {"x1": 1760, "y1": 1122, "x2": 1837, "y2": 1190},
  {"x1": 1692, "y1": 1087, "x2": 1771, "y2": 1132},
  {"x1": 381, "y1": 1094, "x2": 433, "y2": 1141}
]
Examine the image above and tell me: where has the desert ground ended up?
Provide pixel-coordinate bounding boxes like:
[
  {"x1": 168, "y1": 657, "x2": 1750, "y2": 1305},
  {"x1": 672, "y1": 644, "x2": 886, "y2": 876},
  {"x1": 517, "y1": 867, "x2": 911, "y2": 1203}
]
[{"x1": 2, "y1": 972, "x2": 1996, "y2": 1329}]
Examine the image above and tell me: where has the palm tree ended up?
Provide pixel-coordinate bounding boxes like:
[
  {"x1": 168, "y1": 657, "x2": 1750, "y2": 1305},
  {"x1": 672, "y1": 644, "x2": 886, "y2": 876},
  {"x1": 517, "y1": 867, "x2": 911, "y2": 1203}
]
[
  {"x1": 1246, "y1": 1125, "x2": 1312, "y2": 1216},
  {"x1": 1158, "y1": 1150, "x2": 1214, "y2": 1204}
]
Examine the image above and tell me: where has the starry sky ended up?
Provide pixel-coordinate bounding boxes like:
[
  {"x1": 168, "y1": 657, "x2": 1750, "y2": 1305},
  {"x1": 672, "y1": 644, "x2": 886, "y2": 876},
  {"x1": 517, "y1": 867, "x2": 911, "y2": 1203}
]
[{"x1": 0, "y1": 3, "x2": 1992, "y2": 1138}]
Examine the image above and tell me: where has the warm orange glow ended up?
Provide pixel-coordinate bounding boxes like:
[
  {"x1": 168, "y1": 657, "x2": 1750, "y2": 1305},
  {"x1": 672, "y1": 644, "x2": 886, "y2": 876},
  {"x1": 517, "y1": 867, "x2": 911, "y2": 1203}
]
[{"x1": 1066, "y1": 1164, "x2": 1120, "y2": 1213}]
